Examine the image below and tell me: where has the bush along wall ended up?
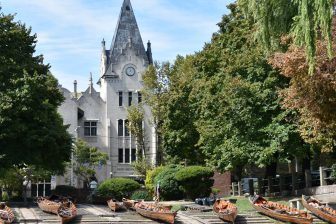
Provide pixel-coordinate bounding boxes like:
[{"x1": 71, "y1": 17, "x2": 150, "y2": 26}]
[
  {"x1": 131, "y1": 190, "x2": 152, "y2": 201},
  {"x1": 154, "y1": 165, "x2": 184, "y2": 200},
  {"x1": 97, "y1": 178, "x2": 140, "y2": 200},
  {"x1": 175, "y1": 166, "x2": 214, "y2": 199},
  {"x1": 145, "y1": 166, "x2": 165, "y2": 196}
]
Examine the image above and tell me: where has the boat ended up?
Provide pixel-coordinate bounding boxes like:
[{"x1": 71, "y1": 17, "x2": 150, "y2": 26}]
[
  {"x1": 249, "y1": 195, "x2": 313, "y2": 224},
  {"x1": 58, "y1": 201, "x2": 77, "y2": 224},
  {"x1": 37, "y1": 196, "x2": 62, "y2": 214},
  {"x1": 302, "y1": 195, "x2": 336, "y2": 223},
  {"x1": 122, "y1": 198, "x2": 138, "y2": 210},
  {"x1": 107, "y1": 199, "x2": 125, "y2": 212},
  {"x1": 37, "y1": 195, "x2": 77, "y2": 223},
  {"x1": 0, "y1": 203, "x2": 15, "y2": 224},
  {"x1": 134, "y1": 202, "x2": 177, "y2": 224},
  {"x1": 213, "y1": 199, "x2": 237, "y2": 223}
]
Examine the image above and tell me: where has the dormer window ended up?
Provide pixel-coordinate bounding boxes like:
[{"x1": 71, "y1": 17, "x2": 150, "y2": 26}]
[{"x1": 126, "y1": 6, "x2": 130, "y2": 11}]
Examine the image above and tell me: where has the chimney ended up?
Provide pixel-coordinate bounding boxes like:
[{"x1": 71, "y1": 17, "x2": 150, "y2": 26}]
[{"x1": 73, "y1": 80, "x2": 77, "y2": 99}]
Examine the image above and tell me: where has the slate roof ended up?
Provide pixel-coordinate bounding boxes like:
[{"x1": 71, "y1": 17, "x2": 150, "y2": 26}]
[{"x1": 108, "y1": 0, "x2": 149, "y2": 66}]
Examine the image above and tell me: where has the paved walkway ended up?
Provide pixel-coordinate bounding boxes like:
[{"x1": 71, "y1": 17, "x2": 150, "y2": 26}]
[{"x1": 10, "y1": 203, "x2": 329, "y2": 224}]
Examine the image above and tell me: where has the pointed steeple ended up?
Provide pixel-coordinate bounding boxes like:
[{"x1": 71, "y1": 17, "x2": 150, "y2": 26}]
[{"x1": 109, "y1": 0, "x2": 149, "y2": 66}]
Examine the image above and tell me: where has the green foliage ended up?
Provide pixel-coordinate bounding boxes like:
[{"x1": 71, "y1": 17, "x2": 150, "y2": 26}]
[
  {"x1": 131, "y1": 157, "x2": 152, "y2": 177},
  {"x1": 191, "y1": 5, "x2": 305, "y2": 176},
  {"x1": 163, "y1": 56, "x2": 204, "y2": 165},
  {"x1": 97, "y1": 178, "x2": 140, "y2": 200},
  {"x1": 0, "y1": 8, "x2": 72, "y2": 172},
  {"x1": 127, "y1": 105, "x2": 146, "y2": 158},
  {"x1": 142, "y1": 62, "x2": 172, "y2": 165},
  {"x1": 73, "y1": 139, "x2": 109, "y2": 188},
  {"x1": 330, "y1": 164, "x2": 336, "y2": 183},
  {"x1": 154, "y1": 165, "x2": 183, "y2": 200},
  {"x1": 145, "y1": 166, "x2": 165, "y2": 195},
  {"x1": 175, "y1": 166, "x2": 214, "y2": 199},
  {"x1": 1, "y1": 191, "x2": 9, "y2": 202},
  {"x1": 131, "y1": 190, "x2": 152, "y2": 201},
  {"x1": 238, "y1": 0, "x2": 334, "y2": 74},
  {"x1": 52, "y1": 185, "x2": 77, "y2": 197}
]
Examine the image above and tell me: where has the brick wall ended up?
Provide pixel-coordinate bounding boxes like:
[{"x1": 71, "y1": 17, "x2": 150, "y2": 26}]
[{"x1": 212, "y1": 171, "x2": 231, "y2": 196}]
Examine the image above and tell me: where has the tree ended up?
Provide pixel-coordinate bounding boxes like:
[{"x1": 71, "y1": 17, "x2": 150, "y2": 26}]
[
  {"x1": 142, "y1": 62, "x2": 171, "y2": 165},
  {"x1": 238, "y1": 0, "x2": 334, "y2": 74},
  {"x1": 0, "y1": 9, "x2": 72, "y2": 172},
  {"x1": 269, "y1": 23, "x2": 336, "y2": 152},
  {"x1": 127, "y1": 105, "x2": 146, "y2": 158},
  {"x1": 127, "y1": 105, "x2": 153, "y2": 176},
  {"x1": 190, "y1": 4, "x2": 304, "y2": 178},
  {"x1": 163, "y1": 55, "x2": 204, "y2": 165},
  {"x1": 73, "y1": 139, "x2": 108, "y2": 188}
]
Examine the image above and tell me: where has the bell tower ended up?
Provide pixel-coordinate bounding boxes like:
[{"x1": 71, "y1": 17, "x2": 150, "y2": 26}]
[{"x1": 97, "y1": 0, "x2": 155, "y2": 177}]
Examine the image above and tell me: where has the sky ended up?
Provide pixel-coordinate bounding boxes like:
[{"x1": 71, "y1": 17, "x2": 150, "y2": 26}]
[{"x1": 2, "y1": 0, "x2": 234, "y2": 91}]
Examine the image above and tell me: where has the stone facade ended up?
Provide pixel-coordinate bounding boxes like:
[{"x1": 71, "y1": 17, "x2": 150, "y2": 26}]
[{"x1": 57, "y1": 0, "x2": 155, "y2": 187}]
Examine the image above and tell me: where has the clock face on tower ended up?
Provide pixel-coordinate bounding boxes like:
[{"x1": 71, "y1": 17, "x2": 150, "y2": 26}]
[{"x1": 125, "y1": 66, "x2": 135, "y2": 76}]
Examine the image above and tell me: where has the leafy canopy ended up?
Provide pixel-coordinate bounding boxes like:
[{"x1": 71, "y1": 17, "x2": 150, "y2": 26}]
[
  {"x1": 73, "y1": 139, "x2": 108, "y2": 187},
  {"x1": 238, "y1": 0, "x2": 334, "y2": 74},
  {"x1": 0, "y1": 8, "x2": 72, "y2": 172}
]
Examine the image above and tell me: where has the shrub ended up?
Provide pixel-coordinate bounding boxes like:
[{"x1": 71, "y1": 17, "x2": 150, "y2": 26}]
[
  {"x1": 1, "y1": 191, "x2": 9, "y2": 201},
  {"x1": 52, "y1": 185, "x2": 77, "y2": 198},
  {"x1": 154, "y1": 165, "x2": 183, "y2": 200},
  {"x1": 131, "y1": 190, "x2": 152, "y2": 201},
  {"x1": 145, "y1": 166, "x2": 165, "y2": 195},
  {"x1": 175, "y1": 166, "x2": 214, "y2": 199},
  {"x1": 97, "y1": 178, "x2": 140, "y2": 200}
]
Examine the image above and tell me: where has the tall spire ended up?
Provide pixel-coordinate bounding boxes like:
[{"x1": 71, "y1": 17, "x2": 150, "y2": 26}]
[{"x1": 109, "y1": 0, "x2": 149, "y2": 66}]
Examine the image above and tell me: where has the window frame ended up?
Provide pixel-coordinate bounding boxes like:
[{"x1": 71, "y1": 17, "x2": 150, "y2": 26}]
[
  {"x1": 118, "y1": 91, "x2": 123, "y2": 107},
  {"x1": 118, "y1": 119, "x2": 123, "y2": 137},
  {"x1": 84, "y1": 121, "x2": 97, "y2": 137},
  {"x1": 128, "y1": 91, "x2": 132, "y2": 106}
]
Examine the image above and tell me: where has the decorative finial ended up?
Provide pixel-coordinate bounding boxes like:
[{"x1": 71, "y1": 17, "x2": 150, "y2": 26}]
[
  {"x1": 89, "y1": 73, "x2": 93, "y2": 94},
  {"x1": 102, "y1": 38, "x2": 106, "y2": 48},
  {"x1": 73, "y1": 80, "x2": 78, "y2": 99}
]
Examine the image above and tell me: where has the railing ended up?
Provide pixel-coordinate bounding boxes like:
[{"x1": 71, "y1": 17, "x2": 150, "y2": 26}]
[{"x1": 231, "y1": 166, "x2": 335, "y2": 196}]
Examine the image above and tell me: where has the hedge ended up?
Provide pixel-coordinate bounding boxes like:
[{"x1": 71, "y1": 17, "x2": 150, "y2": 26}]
[
  {"x1": 154, "y1": 165, "x2": 183, "y2": 200},
  {"x1": 145, "y1": 166, "x2": 165, "y2": 195},
  {"x1": 97, "y1": 178, "x2": 140, "y2": 200},
  {"x1": 175, "y1": 166, "x2": 214, "y2": 199},
  {"x1": 131, "y1": 190, "x2": 152, "y2": 201}
]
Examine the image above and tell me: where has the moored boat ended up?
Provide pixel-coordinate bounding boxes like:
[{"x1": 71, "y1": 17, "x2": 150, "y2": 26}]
[
  {"x1": 302, "y1": 195, "x2": 336, "y2": 224},
  {"x1": 0, "y1": 203, "x2": 15, "y2": 224},
  {"x1": 37, "y1": 196, "x2": 62, "y2": 214},
  {"x1": 122, "y1": 198, "x2": 138, "y2": 210},
  {"x1": 213, "y1": 199, "x2": 237, "y2": 223},
  {"x1": 107, "y1": 199, "x2": 125, "y2": 212},
  {"x1": 250, "y1": 195, "x2": 313, "y2": 224},
  {"x1": 58, "y1": 201, "x2": 77, "y2": 224},
  {"x1": 134, "y1": 202, "x2": 176, "y2": 224}
]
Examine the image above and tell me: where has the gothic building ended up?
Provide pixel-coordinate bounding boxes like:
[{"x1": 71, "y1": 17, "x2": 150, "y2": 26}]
[{"x1": 57, "y1": 0, "x2": 156, "y2": 186}]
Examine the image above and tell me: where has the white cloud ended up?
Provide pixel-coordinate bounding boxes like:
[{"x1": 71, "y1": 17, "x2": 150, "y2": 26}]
[{"x1": 3, "y1": 0, "x2": 232, "y2": 90}]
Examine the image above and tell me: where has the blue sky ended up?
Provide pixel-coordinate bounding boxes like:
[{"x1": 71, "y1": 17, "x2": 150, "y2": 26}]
[{"x1": 2, "y1": 0, "x2": 234, "y2": 91}]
